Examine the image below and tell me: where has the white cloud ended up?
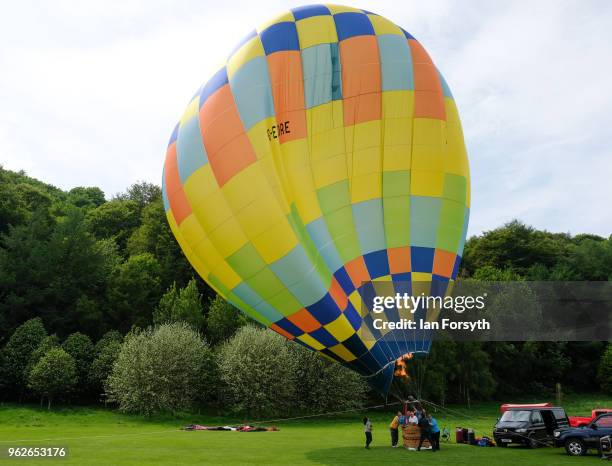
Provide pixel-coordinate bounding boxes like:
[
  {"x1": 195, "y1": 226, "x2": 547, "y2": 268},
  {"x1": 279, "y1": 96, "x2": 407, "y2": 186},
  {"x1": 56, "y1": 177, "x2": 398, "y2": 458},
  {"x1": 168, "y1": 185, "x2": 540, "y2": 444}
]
[{"x1": 0, "y1": 0, "x2": 610, "y2": 235}]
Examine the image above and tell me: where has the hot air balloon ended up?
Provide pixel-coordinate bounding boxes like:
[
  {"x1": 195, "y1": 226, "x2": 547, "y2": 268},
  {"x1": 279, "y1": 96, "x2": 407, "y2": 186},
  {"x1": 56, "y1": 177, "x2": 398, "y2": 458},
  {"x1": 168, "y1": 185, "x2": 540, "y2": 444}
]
[{"x1": 162, "y1": 4, "x2": 470, "y2": 395}]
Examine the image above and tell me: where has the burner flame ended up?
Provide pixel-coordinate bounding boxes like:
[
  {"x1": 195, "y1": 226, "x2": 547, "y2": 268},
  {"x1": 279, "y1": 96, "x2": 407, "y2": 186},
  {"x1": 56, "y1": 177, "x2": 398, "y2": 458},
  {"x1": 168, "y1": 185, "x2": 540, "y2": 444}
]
[{"x1": 393, "y1": 353, "x2": 414, "y2": 378}]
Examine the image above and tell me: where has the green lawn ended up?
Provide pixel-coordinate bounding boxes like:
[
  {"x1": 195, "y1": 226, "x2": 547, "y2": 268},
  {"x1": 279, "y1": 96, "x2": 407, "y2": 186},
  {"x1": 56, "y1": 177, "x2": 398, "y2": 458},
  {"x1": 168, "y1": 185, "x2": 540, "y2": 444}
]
[{"x1": 0, "y1": 395, "x2": 610, "y2": 465}]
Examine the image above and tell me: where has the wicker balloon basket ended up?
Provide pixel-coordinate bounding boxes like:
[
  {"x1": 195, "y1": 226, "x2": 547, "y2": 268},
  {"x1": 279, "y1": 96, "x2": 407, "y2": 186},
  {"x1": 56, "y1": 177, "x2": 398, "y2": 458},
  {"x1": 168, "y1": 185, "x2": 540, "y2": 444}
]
[{"x1": 402, "y1": 424, "x2": 431, "y2": 450}]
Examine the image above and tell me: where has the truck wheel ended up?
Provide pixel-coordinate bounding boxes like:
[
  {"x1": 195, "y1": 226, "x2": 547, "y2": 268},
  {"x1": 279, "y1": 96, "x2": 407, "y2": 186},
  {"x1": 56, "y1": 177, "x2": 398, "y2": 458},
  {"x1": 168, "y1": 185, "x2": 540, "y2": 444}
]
[
  {"x1": 565, "y1": 439, "x2": 586, "y2": 456},
  {"x1": 498, "y1": 442, "x2": 507, "y2": 448}
]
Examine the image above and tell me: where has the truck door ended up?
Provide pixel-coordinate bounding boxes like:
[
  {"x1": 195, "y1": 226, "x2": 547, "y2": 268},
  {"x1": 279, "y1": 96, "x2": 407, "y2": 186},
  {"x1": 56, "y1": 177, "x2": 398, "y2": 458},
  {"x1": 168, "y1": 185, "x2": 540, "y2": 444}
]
[
  {"x1": 593, "y1": 415, "x2": 612, "y2": 447},
  {"x1": 531, "y1": 410, "x2": 546, "y2": 441},
  {"x1": 553, "y1": 408, "x2": 569, "y2": 429}
]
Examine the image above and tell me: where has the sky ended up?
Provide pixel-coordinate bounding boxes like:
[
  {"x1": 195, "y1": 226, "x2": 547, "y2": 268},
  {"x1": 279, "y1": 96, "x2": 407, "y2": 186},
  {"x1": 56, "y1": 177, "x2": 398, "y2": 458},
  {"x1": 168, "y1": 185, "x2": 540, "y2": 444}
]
[{"x1": 1, "y1": 0, "x2": 611, "y2": 237}]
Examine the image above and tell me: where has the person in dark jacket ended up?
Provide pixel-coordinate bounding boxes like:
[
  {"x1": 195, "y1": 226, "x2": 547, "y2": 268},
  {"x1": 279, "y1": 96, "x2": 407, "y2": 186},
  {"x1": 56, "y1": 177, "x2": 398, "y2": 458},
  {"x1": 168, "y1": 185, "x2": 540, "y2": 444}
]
[
  {"x1": 417, "y1": 410, "x2": 433, "y2": 451},
  {"x1": 414, "y1": 403, "x2": 424, "y2": 420}
]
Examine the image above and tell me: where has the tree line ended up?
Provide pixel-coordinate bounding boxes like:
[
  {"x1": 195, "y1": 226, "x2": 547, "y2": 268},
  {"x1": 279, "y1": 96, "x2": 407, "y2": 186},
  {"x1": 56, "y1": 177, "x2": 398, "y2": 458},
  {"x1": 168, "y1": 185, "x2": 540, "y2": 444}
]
[
  {"x1": 0, "y1": 315, "x2": 367, "y2": 415},
  {"x1": 0, "y1": 166, "x2": 610, "y2": 414}
]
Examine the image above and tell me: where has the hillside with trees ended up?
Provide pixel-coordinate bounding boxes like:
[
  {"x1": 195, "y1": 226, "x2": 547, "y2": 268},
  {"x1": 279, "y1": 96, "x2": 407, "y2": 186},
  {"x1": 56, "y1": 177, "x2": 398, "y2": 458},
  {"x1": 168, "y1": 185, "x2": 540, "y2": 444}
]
[{"x1": 0, "y1": 165, "x2": 610, "y2": 414}]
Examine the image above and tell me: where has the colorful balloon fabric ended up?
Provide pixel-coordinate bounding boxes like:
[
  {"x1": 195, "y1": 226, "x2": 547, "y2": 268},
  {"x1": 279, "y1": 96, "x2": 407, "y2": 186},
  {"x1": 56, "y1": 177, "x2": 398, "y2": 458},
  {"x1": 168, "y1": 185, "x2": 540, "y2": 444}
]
[{"x1": 162, "y1": 4, "x2": 470, "y2": 394}]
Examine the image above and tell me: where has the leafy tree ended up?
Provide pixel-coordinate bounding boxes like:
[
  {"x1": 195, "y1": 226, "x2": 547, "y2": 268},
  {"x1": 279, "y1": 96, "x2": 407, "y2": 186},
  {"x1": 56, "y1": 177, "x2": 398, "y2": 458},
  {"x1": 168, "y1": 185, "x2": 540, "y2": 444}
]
[
  {"x1": 88, "y1": 331, "x2": 124, "y2": 396},
  {"x1": 573, "y1": 233, "x2": 606, "y2": 243},
  {"x1": 26, "y1": 334, "x2": 60, "y2": 377},
  {"x1": 153, "y1": 279, "x2": 205, "y2": 331},
  {"x1": 105, "y1": 323, "x2": 214, "y2": 415},
  {"x1": 93, "y1": 330, "x2": 123, "y2": 355},
  {"x1": 115, "y1": 182, "x2": 161, "y2": 211},
  {"x1": 217, "y1": 326, "x2": 295, "y2": 417},
  {"x1": 85, "y1": 200, "x2": 139, "y2": 252},
  {"x1": 0, "y1": 166, "x2": 28, "y2": 233},
  {"x1": 483, "y1": 342, "x2": 521, "y2": 397},
  {"x1": 463, "y1": 220, "x2": 568, "y2": 276},
  {"x1": 547, "y1": 263, "x2": 576, "y2": 280},
  {"x1": 472, "y1": 265, "x2": 522, "y2": 281},
  {"x1": 67, "y1": 187, "x2": 105, "y2": 209},
  {"x1": 563, "y1": 342, "x2": 606, "y2": 392},
  {"x1": 89, "y1": 340, "x2": 121, "y2": 397},
  {"x1": 42, "y1": 208, "x2": 109, "y2": 335},
  {"x1": 0, "y1": 166, "x2": 64, "y2": 232},
  {"x1": 72, "y1": 296, "x2": 104, "y2": 339},
  {"x1": 0, "y1": 318, "x2": 47, "y2": 399},
  {"x1": 107, "y1": 253, "x2": 162, "y2": 332},
  {"x1": 14, "y1": 183, "x2": 53, "y2": 213},
  {"x1": 454, "y1": 342, "x2": 496, "y2": 407},
  {"x1": 205, "y1": 295, "x2": 247, "y2": 345},
  {"x1": 62, "y1": 332, "x2": 94, "y2": 394},
  {"x1": 28, "y1": 347, "x2": 77, "y2": 409},
  {"x1": 0, "y1": 207, "x2": 110, "y2": 337},
  {"x1": 126, "y1": 198, "x2": 198, "y2": 291},
  {"x1": 516, "y1": 342, "x2": 571, "y2": 394},
  {"x1": 479, "y1": 280, "x2": 543, "y2": 341},
  {"x1": 567, "y1": 238, "x2": 612, "y2": 280},
  {"x1": 92, "y1": 238, "x2": 122, "y2": 275},
  {"x1": 0, "y1": 211, "x2": 54, "y2": 333},
  {"x1": 420, "y1": 341, "x2": 459, "y2": 405},
  {"x1": 598, "y1": 343, "x2": 612, "y2": 395}
]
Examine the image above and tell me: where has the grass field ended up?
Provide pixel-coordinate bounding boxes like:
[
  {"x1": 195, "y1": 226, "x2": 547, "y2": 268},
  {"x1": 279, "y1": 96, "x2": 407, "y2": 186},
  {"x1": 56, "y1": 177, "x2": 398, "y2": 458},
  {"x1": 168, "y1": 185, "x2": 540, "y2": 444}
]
[{"x1": 0, "y1": 395, "x2": 610, "y2": 465}]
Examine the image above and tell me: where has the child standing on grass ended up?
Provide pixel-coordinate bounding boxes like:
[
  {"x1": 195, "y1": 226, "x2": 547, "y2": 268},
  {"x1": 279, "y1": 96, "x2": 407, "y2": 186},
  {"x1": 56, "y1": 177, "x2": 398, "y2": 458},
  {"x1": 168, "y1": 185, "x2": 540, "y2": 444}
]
[{"x1": 363, "y1": 417, "x2": 373, "y2": 449}]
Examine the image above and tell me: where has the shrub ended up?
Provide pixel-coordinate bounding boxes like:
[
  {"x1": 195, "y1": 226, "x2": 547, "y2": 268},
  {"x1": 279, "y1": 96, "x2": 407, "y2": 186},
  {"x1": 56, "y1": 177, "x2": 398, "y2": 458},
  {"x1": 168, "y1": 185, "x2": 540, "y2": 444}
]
[
  {"x1": 26, "y1": 335, "x2": 60, "y2": 377},
  {"x1": 216, "y1": 326, "x2": 366, "y2": 417},
  {"x1": 217, "y1": 326, "x2": 295, "y2": 417},
  {"x1": 89, "y1": 340, "x2": 121, "y2": 398},
  {"x1": 62, "y1": 332, "x2": 94, "y2": 394},
  {"x1": 93, "y1": 330, "x2": 123, "y2": 355},
  {"x1": 87, "y1": 331, "x2": 124, "y2": 399},
  {"x1": 105, "y1": 322, "x2": 213, "y2": 415},
  {"x1": 0, "y1": 318, "x2": 47, "y2": 399},
  {"x1": 28, "y1": 347, "x2": 77, "y2": 409}
]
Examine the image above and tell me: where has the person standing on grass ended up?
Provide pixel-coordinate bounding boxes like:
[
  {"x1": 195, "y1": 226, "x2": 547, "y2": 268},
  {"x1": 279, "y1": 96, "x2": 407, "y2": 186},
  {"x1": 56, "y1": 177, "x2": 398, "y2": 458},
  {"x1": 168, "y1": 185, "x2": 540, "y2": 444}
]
[
  {"x1": 389, "y1": 411, "x2": 401, "y2": 447},
  {"x1": 363, "y1": 417, "x2": 373, "y2": 449},
  {"x1": 416, "y1": 410, "x2": 432, "y2": 452},
  {"x1": 428, "y1": 414, "x2": 440, "y2": 451}
]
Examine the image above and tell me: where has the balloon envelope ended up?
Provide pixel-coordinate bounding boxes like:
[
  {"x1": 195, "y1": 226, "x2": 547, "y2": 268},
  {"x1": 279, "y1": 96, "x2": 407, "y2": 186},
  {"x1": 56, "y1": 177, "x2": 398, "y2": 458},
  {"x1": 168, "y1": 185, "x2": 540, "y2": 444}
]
[{"x1": 162, "y1": 4, "x2": 470, "y2": 394}]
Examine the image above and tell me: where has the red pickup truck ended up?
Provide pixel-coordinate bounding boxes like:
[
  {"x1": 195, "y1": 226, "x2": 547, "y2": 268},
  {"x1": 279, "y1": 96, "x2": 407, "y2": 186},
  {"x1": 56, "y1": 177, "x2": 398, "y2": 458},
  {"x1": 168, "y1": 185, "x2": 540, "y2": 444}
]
[{"x1": 569, "y1": 409, "x2": 612, "y2": 427}]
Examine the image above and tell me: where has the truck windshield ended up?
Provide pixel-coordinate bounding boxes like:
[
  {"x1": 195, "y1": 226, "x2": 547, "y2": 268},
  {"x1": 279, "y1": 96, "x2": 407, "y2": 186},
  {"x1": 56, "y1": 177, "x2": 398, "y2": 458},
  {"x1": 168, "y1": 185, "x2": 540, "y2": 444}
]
[{"x1": 500, "y1": 410, "x2": 531, "y2": 422}]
